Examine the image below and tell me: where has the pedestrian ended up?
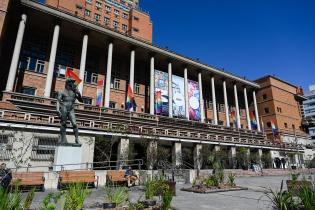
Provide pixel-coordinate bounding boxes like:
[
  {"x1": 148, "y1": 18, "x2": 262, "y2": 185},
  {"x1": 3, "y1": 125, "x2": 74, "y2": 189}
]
[{"x1": 0, "y1": 163, "x2": 12, "y2": 189}]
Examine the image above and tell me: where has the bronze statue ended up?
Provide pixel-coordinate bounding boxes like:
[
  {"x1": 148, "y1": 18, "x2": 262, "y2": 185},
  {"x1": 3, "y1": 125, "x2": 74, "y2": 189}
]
[{"x1": 56, "y1": 78, "x2": 83, "y2": 145}]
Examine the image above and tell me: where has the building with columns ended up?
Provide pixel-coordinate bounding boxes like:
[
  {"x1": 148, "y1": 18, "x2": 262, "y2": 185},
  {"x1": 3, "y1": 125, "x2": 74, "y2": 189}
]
[{"x1": 0, "y1": 0, "x2": 307, "y2": 172}]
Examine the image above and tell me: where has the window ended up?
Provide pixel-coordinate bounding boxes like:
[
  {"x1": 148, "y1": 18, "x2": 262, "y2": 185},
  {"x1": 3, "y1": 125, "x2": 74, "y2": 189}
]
[
  {"x1": 84, "y1": 71, "x2": 98, "y2": 84},
  {"x1": 122, "y1": 24, "x2": 128, "y2": 31},
  {"x1": 267, "y1": 122, "x2": 272, "y2": 128},
  {"x1": 111, "y1": 78, "x2": 120, "y2": 90},
  {"x1": 85, "y1": 9, "x2": 91, "y2": 16},
  {"x1": 86, "y1": 0, "x2": 92, "y2": 3},
  {"x1": 263, "y1": 94, "x2": 267, "y2": 100},
  {"x1": 134, "y1": 83, "x2": 140, "y2": 94},
  {"x1": 277, "y1": 107, "x2": 282, "y2": 113},
  {"x1": 292, "y1": 124, "x2": 295, "y2": 130},
  {"x1": 264, "y1": 107, "x2": 269, "y2": 114},
  {"x1": 31, "y1": 137, "x2": 58, "y2": 161},
  {"x1": 122, "y1": 13, "x2": 128, "y2": 19},
  {"x1": 133, "y1": 16, "x2": 139, "y2": 21},
  {"x1": 105, "y1": 5, "x2": 111, "y2": 12},
  {"x1": 114, "y1": 9, "x2": 120, "y2": 16},
  {"x1": 94, "y1": 13, "x2": 101, "y2": 21},
  {"x1": 95, "y1": 1, "x2": 102, "y2": 9},
  {"x1": 113, "y1": 21, "x2": 119, "y2": 29},
  {"x1": 104, "y1": 17, "x2": 110, "y2": 25},
  {"x1": 109, "y1": 101, "x2": 116, "y2": 108},
  {"x1": 133, "y1": 27, "x2": 139, "y2": 32},
  {"x1": 19, "y1": 57, "x2": 45, "y2": 73},
  {"x1": 54, "y1": 65, "x2": 66, "y2": 78},
  {"x1": 21, "y1": 87, "x2": 36, "y2": 95},
  {"x1": 82, "y1": 97, "x2": 93, "y2": 105},
  {"x1": 284, "y1": 123, "x2": 288, "y2": 128}
]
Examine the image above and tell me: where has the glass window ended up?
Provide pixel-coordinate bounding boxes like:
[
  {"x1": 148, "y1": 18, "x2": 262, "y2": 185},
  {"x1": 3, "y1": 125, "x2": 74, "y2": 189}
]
[
  {"x1": 134, "y1": 83, "x2": 140, "y2": 94},
  {"x1": 267, "y1": 122, "x2": 271, "y2": 128},
  {"x1": 284, "y1": 123, "x2": 288, "y2": 128},
  {"x1": 36, "y1": 60, "x2": 45, "y2": 73},
  {"x1": 104, "y1": 17, "x2": 110, "y2": 25},
  {"x1": 82, "y1": 97, "x2": 93, "y2": 105},
  {"x1": 122, "y1": 24, "x2": 128, "y2": 31},
  {"x1": 85, "y1": 9, "x2": 91, "y2": 16},
  {"x1": 95, "y1": 1, "x2": 102, "y2": 8},
  {"x1": 111, "y1": 78, "x2": 120, "y2": 90},
  {"x1": 86, "y1": 0, "x2": 92, "y2": 3},
  {"x1": 122, "y1": 13, "x2": 128, "y2": 19},
  {"x1": 264, "y1": 107, "x2": 269, "y2": 114},
  {"x1": 263, "y1": 94, "x2": 267, "y2": 100},
  {"x1": 94, "y1": 13, "x2": 101, "y2": 21},
  {"x1": 21, "y1": 87, "x2": 36, "y2": 95},
  {"x1": 109, "y1": 101, "x2": 116, "y2": 108},
  {"x1": 133, "y1": 27, "x2": 139, "y2": 32},
  {"x1": 105, "y1": 5, "x2": 111, "y2": 11}
]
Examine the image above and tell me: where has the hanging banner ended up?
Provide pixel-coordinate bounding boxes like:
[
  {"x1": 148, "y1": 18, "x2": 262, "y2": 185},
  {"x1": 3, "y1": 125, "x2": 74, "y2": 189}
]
[
  {"x1": 96, "y1": 80, "x2": 104, "y2": 107},
  {"x1": 172, "y1": 75, "x2": 185, "y2": 118},
  {"x1": 155, "y1": 70, "x2": 169, "y2": 115},
  {"x1": 188, "y1": 80, "x2": 201, "y2": 121}
]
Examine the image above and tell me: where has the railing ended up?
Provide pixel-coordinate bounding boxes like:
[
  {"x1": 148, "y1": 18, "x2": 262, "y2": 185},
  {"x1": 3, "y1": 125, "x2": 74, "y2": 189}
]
[{"x1": 0, "y1": 108, "x2": 301, "y2": 150}]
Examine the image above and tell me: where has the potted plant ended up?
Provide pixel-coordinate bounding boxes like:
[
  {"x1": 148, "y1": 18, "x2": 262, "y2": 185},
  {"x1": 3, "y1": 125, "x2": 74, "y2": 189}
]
[
  {"x1": 103, "y1": 186, "x2": 128, "y2": 209},
  {"x1": 143, "y1": 178, "x2": 157, "y2": 207}
]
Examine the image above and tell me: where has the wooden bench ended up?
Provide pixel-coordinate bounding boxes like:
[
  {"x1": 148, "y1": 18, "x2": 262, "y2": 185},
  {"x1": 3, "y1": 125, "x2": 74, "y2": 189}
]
[
  {"x1": 106, "y1": 170, "x2": 127, "y2": 186},
  {"x1": 58, "y1": 170, "x2": 98, "y2": 190},
  {"x1": 11, "y1": 172, "x2": 45, "y2": 191}
]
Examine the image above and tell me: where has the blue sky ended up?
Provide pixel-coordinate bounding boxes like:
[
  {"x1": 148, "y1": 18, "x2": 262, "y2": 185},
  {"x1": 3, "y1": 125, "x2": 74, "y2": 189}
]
[{"x1": 141, "y1": 0, "x2": 314, "y2": 91}]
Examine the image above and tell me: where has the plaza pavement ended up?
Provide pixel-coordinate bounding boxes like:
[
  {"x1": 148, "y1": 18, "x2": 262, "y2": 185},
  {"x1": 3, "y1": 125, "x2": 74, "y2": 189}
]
[{"x1": 30, "y1": 174, "x2": 315, "y2": 210}]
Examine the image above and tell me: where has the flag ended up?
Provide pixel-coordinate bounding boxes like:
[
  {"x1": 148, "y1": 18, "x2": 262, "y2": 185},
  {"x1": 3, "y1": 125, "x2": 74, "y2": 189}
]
[
  {"x1": 230, "y1": 111, "x2": 237, "y2": 127},
  {"x1": 66, "y1": 67, "x2": 82, "y2": 85},
  {"x1": 250, "y1": 111, "x2": 258, "y2": 130},
  {"x1": 96, "y1": 80, "x2": 104, "y2": 107},
  {"x1": 271, "y1": 120, "x2": 278, "y2": 136},
  {"x1": 155, "y1": 90, "x2": 162, "y2": 114},
  {"x1": 126, "y1": 84, "x2": 136, "y2": 111}
]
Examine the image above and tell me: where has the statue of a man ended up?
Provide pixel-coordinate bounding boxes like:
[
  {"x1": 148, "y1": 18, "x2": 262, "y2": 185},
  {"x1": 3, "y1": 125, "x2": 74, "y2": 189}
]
[{"x1": 56, "y1": 78, "x2": 83, "y2": 144}]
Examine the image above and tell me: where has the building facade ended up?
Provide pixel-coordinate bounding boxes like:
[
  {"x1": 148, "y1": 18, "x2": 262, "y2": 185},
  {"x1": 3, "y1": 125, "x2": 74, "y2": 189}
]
[
  {"x1": 303, "y1": 85, "x2": 315, "y2": 145},
  {"x1": 0, "y1": 0, "x2": 305, "y2": 172}
]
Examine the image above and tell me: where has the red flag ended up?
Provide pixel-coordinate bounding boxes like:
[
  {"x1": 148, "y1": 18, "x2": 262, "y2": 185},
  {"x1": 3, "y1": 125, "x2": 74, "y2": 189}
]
[{"x1": 66, "y1": 67, "x2": 82, "y2": 85}]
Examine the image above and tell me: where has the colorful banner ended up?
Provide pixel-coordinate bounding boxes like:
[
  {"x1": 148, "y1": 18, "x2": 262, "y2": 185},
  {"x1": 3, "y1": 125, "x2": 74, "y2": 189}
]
[
  {"x1": 96, "y1": 80, "x2": 104, "y2": 107},
  {"x1": 271, "y1": 120, "x2": 278, "y2": 136},
  {"x1": 188, "y1": 80, "x2": 201, "y2": 121},
  {"x1": 155, "y1": 70, "x2": 169, "y2": 115},
  {"x1": 66, "y1": 67, "x2": 82, "y2": 85},
  {"x1": 250, "y1": 111, "x2": 258, "y2": 130},
  {"x1": 172, "y1": 75, "x2": 185, "y2": 118},
  {"x1": 126, "y1": 84, "x2": 137, "y2": 111},
  {"x1": 230, "y1": 111, "x2": 237, "y2": 127}
]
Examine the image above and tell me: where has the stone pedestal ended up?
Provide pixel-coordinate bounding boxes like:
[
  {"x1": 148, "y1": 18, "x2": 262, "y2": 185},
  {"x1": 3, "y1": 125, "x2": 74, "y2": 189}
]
[
  {"x1": 54, "y1": 144, "x2": 82, "y2": 171},
  {"x1": 229, "y1": 147, "x2": 236, "y2": 169},
  {"x1": 147, "y1": 140, "x2": 157, "y2": 170},
  {"x1": 172, "y1": 142, "x2": 182, "y2": 167},
  {"x1": 117, "y1": 138, "x2": 129, "y2": 167},
  {"x1": 193, "y1": 144, "x2": 202, "y2": 170}
]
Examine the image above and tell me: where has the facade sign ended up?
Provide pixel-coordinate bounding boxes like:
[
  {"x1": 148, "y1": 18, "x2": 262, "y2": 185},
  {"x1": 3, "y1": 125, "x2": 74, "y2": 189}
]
[
  {"x1": 155, "y1": 70, "x2": 169, "y2": 115},
  {"x1": 188, "y1": 80, "x2": 201, "y2": 121},
  {"x1": 172, "y1": 75, "x2": 185, "y2": 118}
]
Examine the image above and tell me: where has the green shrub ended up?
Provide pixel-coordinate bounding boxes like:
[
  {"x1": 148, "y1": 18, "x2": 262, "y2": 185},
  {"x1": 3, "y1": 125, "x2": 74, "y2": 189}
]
[
  {"x1": 299, "y1": 185, "x2": 315, "y2": 210},
  {"x1": 0, "y1": 187, "x2": 22, "y2": 210},
  {"x1": 23, "y1": 188, "x2": 36, "y2": 210},
  {"x1": 228, "y1": 173, "x2": 236, "y2": 187},
  {"x1": 162, "y1": 186, "x2": 173, "y2": 210},
  {"x1": 63, "y1": 183, "x2": 91, "y2": 210},
  {"x1": 40, "y1": 192, "x2": 61, "y2": 210},
  {"x1": 105, "y1": 186, "x2": 128, "y2": 206}
]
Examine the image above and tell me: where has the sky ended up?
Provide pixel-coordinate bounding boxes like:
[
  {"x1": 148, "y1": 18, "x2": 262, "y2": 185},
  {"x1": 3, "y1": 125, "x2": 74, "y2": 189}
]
[{"x1": 140, "y1": 0, "x2": 315, "y2": 91}]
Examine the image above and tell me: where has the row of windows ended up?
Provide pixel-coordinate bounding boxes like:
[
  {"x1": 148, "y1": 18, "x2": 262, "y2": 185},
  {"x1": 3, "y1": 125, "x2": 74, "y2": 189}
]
[
  {"x1": 86, "y1": 0, "x2": 135, "y2": 10},
  {"x1": 264, "y1": 106, "x2": 282, "y2": 114},
  {"x1": 84, "y1": 7, "x2": 129, "y2": 20}
]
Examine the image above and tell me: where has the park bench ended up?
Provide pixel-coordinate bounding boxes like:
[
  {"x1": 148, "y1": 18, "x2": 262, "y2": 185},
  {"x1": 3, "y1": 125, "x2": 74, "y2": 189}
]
[
  {"x1": 106, "y1": 170, "x2": 127, "y2": 186},
  {"x1": 58, "y1": 170, "x2": 98, "y2": 189},
  {"x1": 11, "y1": 172, "x2": 45, "y2": 191}
]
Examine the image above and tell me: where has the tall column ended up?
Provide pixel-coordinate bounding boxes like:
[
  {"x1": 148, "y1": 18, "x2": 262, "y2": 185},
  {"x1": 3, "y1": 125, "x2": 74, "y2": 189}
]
[
  {"x1": 294, "y1": 153, "x2": 299, "y2": 168},
  {"x1": 104, "y1": 42, "x2": 113, "y2": 107},
  {"x1": 246, "y1": 148, "x2": 251, "y2": 166},
  {"x1": 44, "y1": 24, "x2": 60, "y2": 98},
  {"x1": 198, "y1": 72, "x2": 205, "y2": 123},
  {"x1": 172, "y1": 142, "x2": 182, "y2": 166},
  {"x1": 168, "y1": 62, "x2": 173, "y2": 118},
  {"x1": 229, "y1": 147, "x2": 237, "y2": 169},
  {"x1": 6, "y1": 14, "x2": 27, "y2": 92},
  {"x1": 184, "y1": 68, "x2": 189, "y2": 119},
  {"x1": 234, "y1": 84, "x2": 241, "y2": 129},
  {"x1": 78, "y1": 34, "x2": 88, "y2": 94},
  {"x1": 147, "y1": 140, "x2": 157, "y2": 170},
  {"x1": 244, "y1": 87, "x2": 251, "y2": 130},
  {"x1": 223, "y1": 80, "x2": 230, "y2": 127},
  {"x1": 253, "y1": 91, "x2": 261, "y2": 132},
  {"x1": 211, "y1": 76, "x2": 218, "y2": 125},
  {"x1": 194, "y1": 144, "x2": 202, "y2": 170},
  {"x1": 149, "y1": 56, "x2": 155, "y2": 115},
  {"x1": 117, "y1": 138, "x2": 129, "y2": 166},
  {"x1": 129, "y1": 50, "x2": 135, "y2": 91},
  {"x1": 258, "y1": 149, "x2": 263, "y2": 166},
  {"x1": 214, "y1": 145, "x2": 221, "y2": 152}
]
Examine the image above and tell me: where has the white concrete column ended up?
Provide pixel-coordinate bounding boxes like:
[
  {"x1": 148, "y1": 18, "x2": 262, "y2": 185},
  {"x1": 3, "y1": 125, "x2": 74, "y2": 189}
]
[
  {"x1": 258, "y1": 149, "x2": 263, "y2": 166},
  {"x1": 184, "y1": 68, "x2": 189, "y2": 119},
  {"x1": 147, "y1": 140, "x2": 157, "y2": 170},
  {"x1": 149, "y1": 56, "x2": 155, "y2": 115},
  {"x1": 104, "y1": 42, "x2": 113, "y2": 107},
  {"x1": 168, "y1": 62, "x2": 173, "y2": 118},
  {"x1": 229, "y1": 147, "x2": 237, "y2": 169},
  {"x1": 294, "y1": 153, "x2": 299, "y2": 167},
  {"x1": 44, "y1": 24, "x2": 60, "y2": 98},
  {"x1": 214, "y1": 145, "x2": 221, "y2": 152},
  {"x1": 198, "y1": 72, "x2": 205, "y2": 123},
  {"x1": 78, "y1": 34, "x2": 88, "y2": 94},
  {"x1": 234, "y1": 84, "x2": 241, "y2": 129},
  {"x1": 211, "y1": 76, "x2": 218, "y2": 125},
  {"x1": 246, "y1": 148, "x2": 250, "y2": 164},
  {"x1": 117, "y1": 138, "x2": 129, "y2": 165},
  {"x1": 244, "y1": 87, "x2": 251, "y2": 130},
  {"x1": 6, "y1": 14, "x2": 27, "y2": 92},
  {"x1": 129, "y1": 50, "x2": 135, "y2": 92},
  {"x1": 172, "y1": 142, "x2": 182, "y2": 166},
  {"x1": 253, "y1": 91, "x2": 261, "y2": 132},
  {"x1": 223, "y1": 80, "x2": 230, "y2": 127},
  {"x1": 194, "y1": 144, "x2": 202, "y2": 170}
]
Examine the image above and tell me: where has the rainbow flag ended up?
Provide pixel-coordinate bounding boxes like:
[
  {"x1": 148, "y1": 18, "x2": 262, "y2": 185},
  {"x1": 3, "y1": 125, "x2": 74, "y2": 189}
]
[
  {"x1": 271, "y1": 120, "x2": 278, "y2": 136},
  {"x1": 155, "y1": 90, "x2": 162, "y2": 114},
  {"x1": 66, "y1": 67, "x2": 82, "y2": 85},
  {"x1": 126, "y1": 84, "x2": 136, "y2": 111},
  {"x1": 250, "y1": 111, "x2": 258, "y2": 130},
  {"x1": 96, "y1": 80, "x2": 104, "y2": 107},
  {"x1": 230, "y1": 111, "x2": 237, "y2": 127}
]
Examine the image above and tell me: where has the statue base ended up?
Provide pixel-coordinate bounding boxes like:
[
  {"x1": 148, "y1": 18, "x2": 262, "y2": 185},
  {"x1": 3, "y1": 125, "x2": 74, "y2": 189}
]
[{"x1": 53, "y1": 145, "x2": 83, "y2": 171}]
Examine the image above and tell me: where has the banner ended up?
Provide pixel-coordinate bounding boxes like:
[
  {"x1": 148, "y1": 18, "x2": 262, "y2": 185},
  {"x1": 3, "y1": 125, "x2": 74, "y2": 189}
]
[
  {"x1": 155, "y1": 70, "x2": 169, "y2": 115},
  {"x1": 250, "y1": 111, "x2": 258, "y2": 130},
  {"x1": 188, "y1": 80, "x2": 201, "y2": 121},
  {"x1": 172, "y1": 75, "x2": 185, "y2": 118},
  {"x1": 126, "y1": 84, "x2": 137, "y2": 111},
  {"x1": 96, "y1": 80, "x2": 104, "y2": 107}
]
